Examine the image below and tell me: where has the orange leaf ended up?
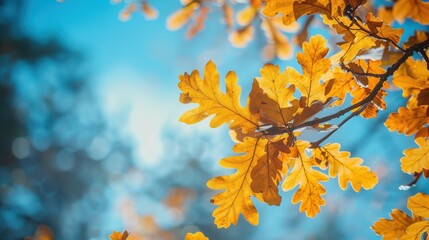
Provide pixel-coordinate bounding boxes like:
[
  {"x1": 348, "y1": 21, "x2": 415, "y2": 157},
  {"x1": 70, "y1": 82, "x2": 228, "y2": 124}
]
[
  {"x1": 109, "y1": 230, "x2": 130, "y2": 240},
  {"x1": 207, "y1": 137, "x2": 264, "y2": 228},
  {"x1": 372, "y1": 209, "x2": 420, "y2": 240},
  {"x1": 393, "y1": 0, "x2": 429, "y2": 24},
  {"x1": 263, "y1": 0, "x2": 345, "y2": 26},
  {"x1": 184, "y1": 231, "x2": 209, "y2": 240},
  {"x1": 167, "y1": 3, "x2": 199, "y2": 30},
  {"x1": 282, "y1": 140, "x2": 328, "y2": 217},
  {"x1": 287, "y1": 35, "x2": 331, "y2": 106},
  {"x1": 400, "y1": 137, "x2": 429, "y2": 174},
  {"x1": 179, "y1": 60, "x2": 259, "y2": 133},
  {"x1": 314, "y1": 143, "x2": 378, "y2": 191},
  {"x1": 401, "y1": 221, "x2": 429, "y2": 240},
  {"x1": 251, "y1": 137, "x2": 289, "y2": 206},
  {"x1": 385, "y1": 106, "x2": 429, "y2": 136},
  {"x1": 408, "y1": 193, "x2": 429, "y2": 218}
]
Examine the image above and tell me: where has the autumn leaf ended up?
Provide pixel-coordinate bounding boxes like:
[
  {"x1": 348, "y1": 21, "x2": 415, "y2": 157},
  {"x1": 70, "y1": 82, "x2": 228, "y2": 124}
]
[
  {"x1": 167, "y1": 2, "x2": 199, "y2": 30},
  {"x1": 348, "y1": 60, "x2": 388, "y2": 118},
  {"x1": 287, "y1": 35, "x2": 330, "y2": 106},
  {"x1": 392, "y1": 58, "x2": 429, "y2": 98},
  {"x1": 282, "y1": 140, "x2": 328, "y2": 217},
  {"x1": 207, "y1": 137, "x2": 265, "y2": 228},
  {"x1": 313, "y1": 143, "x2": 378, "y2": 191},
  {"x1": 385, "y1": 106, "x2": 429, "y2": 136},
  {"x1": 393, "y1": 0, "x2": 429, "y2": 25},
  {"x1": 254, "y1": 64, "x2": 297, "y2": 126},
  {"x1": 185, "y1": 231, "x2": 209, "y2": 240},
  {"x1": 263, "y1": 0, "x2": 345, "y2": 26},
  {"x1": 323, "y1": 67, "x2": 358, "y2": 106},
  {"x1": 372, "y1": 209, "x2": 421, "y2": 239},
  {"x1": 401, "y1": 221, "x2": 429, "y2": 240},
  {"x1": 109, "y1": 230, "x2": 130, "y2": 240},
  {"x1": 229, "y1": 25, "x2": 255, "y2": 48},
  {"x1": 250, "y1": 137, "x2": 288, "y2": 206},
  {"x1": 400, "y1": 137, "x2": 429, "y2": 174},
  {"x1": 408, "y1": 193, "x2": 429, "y2": 218},
  {"x1": 179, "y1": 60, "x2": 259, "y2": 133}
]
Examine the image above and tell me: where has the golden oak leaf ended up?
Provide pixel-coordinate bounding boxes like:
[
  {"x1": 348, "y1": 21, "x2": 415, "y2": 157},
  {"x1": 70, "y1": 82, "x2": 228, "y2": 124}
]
[
  {"x1": 348, "y1": 60, "x2": 388, "y2": 118},
  {"x1": 393, "y1": 0, "x2": 429, "y2": 24},
  {"x1": 237, "y1": 6, "x2": 257, "y2": 26},
  {"x1": 184, "y1": 231, "x2": 209, "y2": 240},
  {"x1": 253, "y1": 64, "x2": 298, "y2": 126},
  {"x1": 372, "y1": 209, "x2": 420, "y2": 240},
  {"x1": 261, "y1": 18, "x2": 293, "y2": 60},
  {"x1": 263, "y1": 0, "x2": 345, "y2": 26},
  {"x1": 141, "y1": 2, "x2": 158, "y2": 20},
  {"x1": 392, "y1": 58, "x2": 429, "y2": 98},
  {"x1": 323, "y1": 67, "x2": 358, "y2": 106},
  {"x1": 109, "y1": 230, "x2": 130, "y2": 240},
  {"x1": 401, "y1": 221, "x2": 429, "y2": 240},
  {"x1": 179, "y1": 60, "x2": 258, "y2": 133},
  {"x1": 400, "y1": 137, "x2": 429, "y2": 174},
  {"x1": 207, "y1": 137, "x2": 265, "y2": 228},
  {"x1": 313, "y1": 143, "x2": 378, "y2": 191},
  {"x1": 324, "y1": 16, "x2": 377, "y2": 63},
  {"x1": 167, "y1": 3, "x2": 199, "y2": 30},
  {"x1": 366, "y1": 13, "x2": 404, "y2": 44},
  {"x1": 385, "y1": 106, "x2": 429, "y2": 136},
  {"x1": 282, "y1": 140, "x2": 328, "y2": 217},
  {"x1": 287, "y1": 35, "x2": 330, "y2": 106},
  {"x1": 186, "y1": 6, "x2": 209, "y2": 39},
  {"x1": 403, "y1": 30, "x2": 429, "y2": 49},
  {"x1": 251, "y1": 137, "x2": 289, "y2": 206},
  {"x1": 377, "y1": 6, "x2": 394, "y2": 24},
  {"x1": 408, "y1": 193, "x2": 429, "y2": 218},
  {"x1": 229, "y1": 25, "x2": 255, "y2": 48}
]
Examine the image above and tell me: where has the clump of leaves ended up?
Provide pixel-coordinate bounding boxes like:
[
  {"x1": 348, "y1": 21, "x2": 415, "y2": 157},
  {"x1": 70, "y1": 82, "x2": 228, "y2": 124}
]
[{"x1": 177, "y1": 0, "x2": 429, "y2": 238}]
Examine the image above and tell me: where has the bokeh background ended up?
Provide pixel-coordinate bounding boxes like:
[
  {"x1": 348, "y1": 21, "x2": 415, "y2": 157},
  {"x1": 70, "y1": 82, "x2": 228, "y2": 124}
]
[{"x1": 1, "y1": 0, "x2": 428, "y2": 239}]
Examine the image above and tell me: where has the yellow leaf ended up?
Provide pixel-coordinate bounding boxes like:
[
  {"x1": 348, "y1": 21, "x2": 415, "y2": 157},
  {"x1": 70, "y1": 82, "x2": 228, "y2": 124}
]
[
  {"x1": 348, "y1": 60, "x2": 388, "y2": 118},
  {"x1": 287, "y1": 35, "x2": 331, "y2": 106},
  {"x1": 185, "y1": 231, "x2": 209, "y2": 240},
  {"x1": 229, "y1": 25, "x2": 255, "y2": 48},
  {"x1": 109, "y1": 230, "x2": 129, "y2": 240},
  {"x1": 251, "y1": 137, "x2": 289, "y2": 206},
  {"x1": 385, "y1": 106, "x2": 429, "y2": 136},
  {"x1": 314, "y1": 143, "x2": 378, "y2": 191},
  {"x1": 282, "y1": 140, "x2": 328, "y2": 217},
  {"x1": 400, "y1": 221, "x2": 429, "y2": 240},
  {"x1": 393, "y1": 0, "x2": 429, "y2": 24},
  {"x1": 392, "y1": 58, "x2": 429, "y2": 98},
  {"x1": 400, "y1": 137, "x2": 429, "y2": 174},
  {"x1": 141, "y1": 2, "x2": 158, "y2": 20},
  {"x1": 255, "y1": 64, "x2": 297, "y2": 125},
  {"x1": 263, "y1": 0, "x2": 345, "y2": 26},
  {"x1": 179, "y1": 60, "x2": 259, "y2": 133},
  {"x1": 167, "y1": 3, "x2": 199, "y2": 30},
  {"x1": 408, "y1": 193, "x2": 429, "y2": 218},
  {"x1": 366, "y1": 12, "x2": 404, "y2": 44},
  {"x1": 237, "y1": 6, "x2": 257, "y2": 26},
  {"x1": 207, "y1": 137, "x2": 264, "y2": 228},
  {"x1": 372, "y1": 209, "x2": 420, "y2": 240},
  {"x1": 323, "y1": 67, "x2": 358, "y2": 106}
]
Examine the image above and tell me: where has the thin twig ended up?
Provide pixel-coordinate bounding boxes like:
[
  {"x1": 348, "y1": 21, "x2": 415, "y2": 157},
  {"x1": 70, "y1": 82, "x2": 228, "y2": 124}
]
[
  {"x1": 310, "y1": 103, "x2": 369, "y2": 148},
  {"x1": 292, "y1": 39, "x2": 429, "y2": 130}
]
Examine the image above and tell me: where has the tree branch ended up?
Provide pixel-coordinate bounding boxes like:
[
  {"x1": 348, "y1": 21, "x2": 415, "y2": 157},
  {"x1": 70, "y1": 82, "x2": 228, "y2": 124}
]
[
  {"x1": 310, "y1": 103, "x2": 369, "y2": 148},
  {"x1": 292, "y1": 39, "x2": 429, "y2": 130}
]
